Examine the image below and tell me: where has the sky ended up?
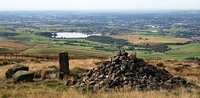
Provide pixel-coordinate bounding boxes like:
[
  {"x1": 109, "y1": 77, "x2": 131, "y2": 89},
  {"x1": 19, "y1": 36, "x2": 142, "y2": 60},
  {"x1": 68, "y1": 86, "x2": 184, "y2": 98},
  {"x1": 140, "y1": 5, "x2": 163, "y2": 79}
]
[{"x1": 0, "y1": 0, "x2": 200, "y2": 11}]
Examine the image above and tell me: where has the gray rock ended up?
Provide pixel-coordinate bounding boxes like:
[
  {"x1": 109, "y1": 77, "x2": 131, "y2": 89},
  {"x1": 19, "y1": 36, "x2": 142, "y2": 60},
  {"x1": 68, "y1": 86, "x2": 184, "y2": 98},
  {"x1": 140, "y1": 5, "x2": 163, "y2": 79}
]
[
  {"x1": 135, "y1": 84, "x2": 143, "y2": 90},
  {"x1": 48, "y1": 65, "x2": 58, "y2": 70},
  {"x1": 117, "y1": 49, "x2": 122, "y2": 56},
  {"x1": 124, "y1": 72, "x2": 134, "y2": 76},
  {"x1": 12, "y1": 70, "x2": 34, "y2": 83},
  {"x1": 120, "y1": 65, "x2": 126, "y2": 72},
  {"x1": 154, "y1": 73, "x2": 162, "y2": 78},
  {"x1": 65, "y1": 80, "x2": 72, "y2": 85},
  {"x1": 121, "y1": 49, "x2": 128, "y2": 57},
  {"x1": 149, "y1": 81, "x2": 159, "y2": 90},
  {"x1": 128, "y1": 52, "x2": 137, "y2": 61},
  {"x1": 93, "y1": 84, "x2": 100, "y2": 91},
  {"x1": 47, "y1": 73, "x2": 57, "y2": 79},
  {"x1": 113, "y1": 56, "x2": 120, "y2": 62},
  {"x1": 5, "y1": 64, "x2": 29, "y2": 79}
]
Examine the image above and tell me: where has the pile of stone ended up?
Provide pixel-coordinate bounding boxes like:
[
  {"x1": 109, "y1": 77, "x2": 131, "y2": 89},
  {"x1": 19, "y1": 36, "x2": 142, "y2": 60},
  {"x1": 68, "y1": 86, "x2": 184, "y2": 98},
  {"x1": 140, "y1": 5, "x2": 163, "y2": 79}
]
[{"x1": 68, "y1": 50, "x2": 199, "y2": 91}]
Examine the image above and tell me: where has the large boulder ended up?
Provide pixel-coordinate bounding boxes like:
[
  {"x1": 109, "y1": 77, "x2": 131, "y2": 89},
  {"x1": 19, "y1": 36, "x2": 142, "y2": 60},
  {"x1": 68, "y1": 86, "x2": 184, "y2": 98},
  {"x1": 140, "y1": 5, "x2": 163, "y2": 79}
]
[
  {"x1": 5, "y1": 64, "x2": 29, "y2": 79},
  {"x1": 12, "y1": 70, "x2": 34, "y2": 83}
]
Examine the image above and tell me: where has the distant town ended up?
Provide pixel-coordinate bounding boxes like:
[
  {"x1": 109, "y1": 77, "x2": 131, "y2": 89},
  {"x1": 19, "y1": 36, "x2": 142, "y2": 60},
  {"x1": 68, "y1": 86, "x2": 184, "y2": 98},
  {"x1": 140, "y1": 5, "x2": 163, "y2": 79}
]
[
  {"x1": 0, "y1": 10, "x2": 200, "y2": 59},
  {"x1": 0, "y1": 10, "x2": 199, "y2": 39}
]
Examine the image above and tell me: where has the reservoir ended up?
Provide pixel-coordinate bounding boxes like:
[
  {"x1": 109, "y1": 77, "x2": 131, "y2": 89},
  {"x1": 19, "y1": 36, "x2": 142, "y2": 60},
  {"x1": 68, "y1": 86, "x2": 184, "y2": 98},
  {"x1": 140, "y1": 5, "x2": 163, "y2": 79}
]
[{"x1": 53, "y1": 32, "x2": 101, "y2": 38}]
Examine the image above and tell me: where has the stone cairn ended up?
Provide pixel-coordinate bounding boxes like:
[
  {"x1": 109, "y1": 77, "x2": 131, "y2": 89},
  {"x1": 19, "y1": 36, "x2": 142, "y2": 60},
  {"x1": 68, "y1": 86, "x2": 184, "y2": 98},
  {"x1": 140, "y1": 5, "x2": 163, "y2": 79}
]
[{"x1": 67, "y1": 49, "x2": 199, "y2": 91}]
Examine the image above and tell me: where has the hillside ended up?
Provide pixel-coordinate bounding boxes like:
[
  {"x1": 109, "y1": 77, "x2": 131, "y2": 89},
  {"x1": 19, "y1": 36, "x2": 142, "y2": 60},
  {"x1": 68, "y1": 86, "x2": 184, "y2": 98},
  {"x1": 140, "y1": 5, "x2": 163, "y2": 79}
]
[{"x1": 0, "y1": 57, "x2": 200, "y2": 98}]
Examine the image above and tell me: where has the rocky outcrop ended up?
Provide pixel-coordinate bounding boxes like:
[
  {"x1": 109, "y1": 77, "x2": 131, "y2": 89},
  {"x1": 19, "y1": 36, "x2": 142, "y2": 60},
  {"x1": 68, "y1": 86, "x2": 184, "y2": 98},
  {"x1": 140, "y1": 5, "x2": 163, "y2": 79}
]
[
  {"x1": 68, "y1": 51, "x2": 199, "y2": 91},
  {"x1": 5, "y1": 64, "x2": 29, "y2": 79}
]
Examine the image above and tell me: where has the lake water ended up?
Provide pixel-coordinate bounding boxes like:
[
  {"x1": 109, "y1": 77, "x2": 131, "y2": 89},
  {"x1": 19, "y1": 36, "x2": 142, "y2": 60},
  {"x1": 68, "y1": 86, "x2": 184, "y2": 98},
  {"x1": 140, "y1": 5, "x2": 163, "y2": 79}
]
[{"x1": 53, "y1": 32, "x2": 101, "y2": 38}]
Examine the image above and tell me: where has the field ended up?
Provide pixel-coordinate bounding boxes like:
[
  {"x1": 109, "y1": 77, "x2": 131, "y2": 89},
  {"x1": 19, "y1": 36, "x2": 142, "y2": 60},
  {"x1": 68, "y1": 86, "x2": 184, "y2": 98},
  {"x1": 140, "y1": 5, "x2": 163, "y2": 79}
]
[
  {"x1": 113, "y1": 34, "x2": 200, "y2": 60},
  {"x1": 1, "y1": 25, "x2": 199, "y2": 60},
  {"x1": 1, "y1": 33, "x2": 200, "y2": 60},
  {"x1": 0, "y1": 39, "x2": 29, "y2": 53},
  {"x1": 0, "y1": 58, "x2": 200, "y2": 98},
  {"x1": 113, "y1": 34, "x2": 191, "y2": 45},
  {"x1": 126, "y1": 43, "x2": 200, "y2": 60},
  {"x1": 0, "y1": 36, "x2": 115, "y2": 56}
]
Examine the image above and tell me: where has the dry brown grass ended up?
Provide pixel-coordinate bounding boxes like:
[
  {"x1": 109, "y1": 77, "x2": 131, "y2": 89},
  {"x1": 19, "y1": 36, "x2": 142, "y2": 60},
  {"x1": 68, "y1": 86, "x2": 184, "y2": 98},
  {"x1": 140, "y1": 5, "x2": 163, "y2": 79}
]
[
  {"x1": 146, "y1": 59, "x2": 200, "y2": 85},
  {"x1": 0, "y1": 58, "x2": 200, "y2": 98},
  {"x1": 112, "y1": 35, "x2": 191, "y2": 45},
  {"x1": 0, "y1": 59, "x2": 103, "y2": 79},
  {"x1": 0, "y1": 39, "x2": 28, "y2": 52},
  {"x1": 0, "y1": 85, "x2": 199, "y2": 98}
]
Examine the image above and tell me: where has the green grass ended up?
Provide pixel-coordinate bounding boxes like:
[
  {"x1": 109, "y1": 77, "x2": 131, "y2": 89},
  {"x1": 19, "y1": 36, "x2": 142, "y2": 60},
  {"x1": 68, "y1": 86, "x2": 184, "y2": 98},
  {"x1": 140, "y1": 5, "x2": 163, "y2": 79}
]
[
  {"x1": 0, "y1": 37, "x2": 4, "y2": 40},
  {"x1": 14, "y1": 33, "x2": 49, "y2": 40},
  {"x1": 18, "y1": 41, "x2": 36, "y2": 46},
  {"x1": 165, "y1": 43, "x2": 200, "y2": 59},
  {"x1": 133, "y1": 43, "x2": 200, "y2": 60},
  {"x1": 106, "y1": 26, "x2": 122, "y2": 29},
  {"x1": 131, "y1": 27, "x2": 158, "y2": 32},
  {"x1": 163, "y1": 28, "x2": 187, "y2": 33},
  {"x1": 36, "y1": 25, "x2": 87, "y2": 32},
  {"x1": 12, "y1": 33, "x2": 50, "y2": 46},
  {"x1": 131, "y1": 32, "x2": 189, "y2": 41},
  {"x1": 23, "y1": 45, "x2": 115, "y2": 56}
]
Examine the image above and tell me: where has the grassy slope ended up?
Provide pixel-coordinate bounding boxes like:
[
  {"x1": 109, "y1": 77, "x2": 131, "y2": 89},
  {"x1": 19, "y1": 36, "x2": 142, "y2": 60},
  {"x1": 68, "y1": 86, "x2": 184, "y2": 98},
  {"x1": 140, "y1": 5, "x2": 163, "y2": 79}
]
[
  {"x1": 166, "y1": 43, "x2": 200, "y2": 59},
  {"x1": 14, "y1": 34, "x2": 115, "y2": 56},
  {"x1": 112, "y1": 34, "x2": 199, "y2": 60},
  {"x1": 0, "y1": 59, "x2": 200, "y2": 98},
  {"x1": 0, "y1": 82, "x2": 199, "y2": 98},
  {"x1": 163, "y1": 28, "x2": 188, "y2": 33},
  {"x1": 24, "y1": 44, "x2": 115, "y2": 56},
  {"x1": 134, "y1": 43, "x2": 200, "y2": 60},
  {"x1": 14, "y1": 33, "x2": 49, "y2": 40},
  {"x1": 1, "y1": 30, "x2": 199, "y2": 60}
]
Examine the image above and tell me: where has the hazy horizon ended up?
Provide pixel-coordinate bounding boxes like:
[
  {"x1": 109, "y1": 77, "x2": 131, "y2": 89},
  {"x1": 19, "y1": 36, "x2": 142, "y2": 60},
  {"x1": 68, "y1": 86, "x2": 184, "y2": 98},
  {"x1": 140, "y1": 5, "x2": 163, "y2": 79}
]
[{"x1": 0, "y1": 0, "x2": 200, "y2": 11}]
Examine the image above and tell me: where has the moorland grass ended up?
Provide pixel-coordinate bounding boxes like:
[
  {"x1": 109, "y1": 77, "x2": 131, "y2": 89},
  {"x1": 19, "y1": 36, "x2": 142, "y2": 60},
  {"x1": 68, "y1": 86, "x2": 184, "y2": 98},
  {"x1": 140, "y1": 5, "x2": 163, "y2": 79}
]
[
  {"x1": 14, "y1": 33, "x2": 49, "y2": 40},
  {"x1": 23, "y1": 47, "x2": 115, "y2": 56},
  {"x1": 0, "y1": 82, "x2": 200, "y2": 98},
  {"x1": 0, "y1": 58, "x2": 200, "y2": 98}
]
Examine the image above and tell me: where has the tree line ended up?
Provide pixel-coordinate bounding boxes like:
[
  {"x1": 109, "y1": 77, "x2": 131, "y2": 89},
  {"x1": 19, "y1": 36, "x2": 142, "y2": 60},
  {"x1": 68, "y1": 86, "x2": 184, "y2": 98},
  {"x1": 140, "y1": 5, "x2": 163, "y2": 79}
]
[{"x1": 86, "y1": 36, "x2": 133, "y2": 46}]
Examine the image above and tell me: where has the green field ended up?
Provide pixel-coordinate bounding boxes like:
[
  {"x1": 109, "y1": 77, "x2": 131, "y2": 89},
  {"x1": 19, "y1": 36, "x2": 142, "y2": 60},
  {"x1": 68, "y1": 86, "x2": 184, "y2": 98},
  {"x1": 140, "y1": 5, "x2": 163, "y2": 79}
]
[
  {"x1": 134, "y1": 43, "x2": 200, "y2": 60},
  {"x1": 23, "y1": 43, "x2": 116, "y2": 56},
  {"x1": 163, "y1": 28, "x2": 187, "y2": 33},
  {"x1": 14, "y1": 33, "x2": 49, "y2": 40},
  {"x1": 2, "y1": 32, "x2": 199, "y2": 60},
  {"x1": 0, "y1": 25, "x2": 199, "y2": 60}
]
